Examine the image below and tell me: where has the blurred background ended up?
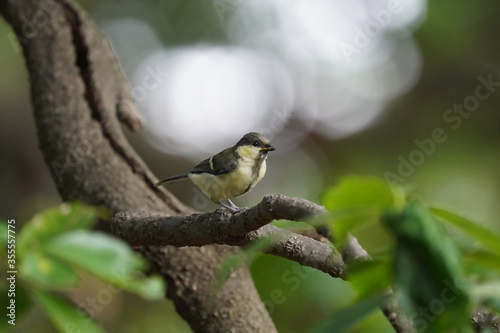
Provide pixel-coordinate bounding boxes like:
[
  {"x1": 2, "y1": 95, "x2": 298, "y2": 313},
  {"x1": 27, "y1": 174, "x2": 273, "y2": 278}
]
[{"x1": 1, "y1": 0, "x2": 500, "y2": 332}]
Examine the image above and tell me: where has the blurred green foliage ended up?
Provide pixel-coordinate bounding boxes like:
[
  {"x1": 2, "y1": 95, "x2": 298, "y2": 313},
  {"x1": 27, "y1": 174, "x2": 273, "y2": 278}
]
[
  {"x1": 322, "y1": 175, "x2": 404, "y2": 249},
  {"x1": 2, "y1": 0, "x2": 500, "y2": 332},
  {"x1": 0, "y1": 202, "x2": 165, "y2": 333},
  {"x1": 314, "y1": 175, "x2": 500, "y2": 332},
  {"x1": 385, "y1": 201, "x2": 470, "y2": 333},
  {"x1": 312, "y1": 292, "x2": 391, "y2": 333}
]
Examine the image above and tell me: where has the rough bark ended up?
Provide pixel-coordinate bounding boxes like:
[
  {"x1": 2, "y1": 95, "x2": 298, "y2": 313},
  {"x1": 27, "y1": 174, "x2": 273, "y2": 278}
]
[
  {"x1": 4, "y1": 1, "x2": 492, "y2": 333},
  {"x1": 0, "y1": 0, "x2": 275, "y2": 331},
  {"x1": 108, "y1": 194, "x2": 345, "y2": 277},
  {"x1": 109, "y1": 194, "x2": 327, "y2": 247},
  {"x1": 472, "y1": 307, "x2": 500, "y2": 333}
]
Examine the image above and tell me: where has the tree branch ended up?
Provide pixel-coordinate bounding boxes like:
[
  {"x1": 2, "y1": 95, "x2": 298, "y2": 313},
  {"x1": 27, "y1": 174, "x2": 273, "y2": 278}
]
[
  {"x1": 0, "y1": 1, "x2": 276, "y2": 332},
  {"x1": 472, "y1": 307, "x2": 500, "y2": 333},
  {"x1": 109, "y1": 194, "x2": 346, "y2": 277},
  {"x1": 109, "y1": 194, "x2": 420, "y2": 332},
  {"x1": 5, "y1": 1, "x2": 487, "y2": 333},
  {"x1": 110, "y1": 194, "x2": 325, "y2": 245}
]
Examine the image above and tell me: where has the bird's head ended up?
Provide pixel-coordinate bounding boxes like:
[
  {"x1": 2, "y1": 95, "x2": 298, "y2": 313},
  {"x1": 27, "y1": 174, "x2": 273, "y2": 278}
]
[{"x1": 235, "y1": 132, "x2": 275, "y2": 160}]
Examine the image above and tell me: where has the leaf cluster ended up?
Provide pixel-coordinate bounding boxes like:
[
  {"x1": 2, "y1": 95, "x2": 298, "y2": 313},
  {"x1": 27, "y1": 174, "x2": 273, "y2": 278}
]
[{"x1": 0, "y1": 202, "x2": 165, "y2": 333}]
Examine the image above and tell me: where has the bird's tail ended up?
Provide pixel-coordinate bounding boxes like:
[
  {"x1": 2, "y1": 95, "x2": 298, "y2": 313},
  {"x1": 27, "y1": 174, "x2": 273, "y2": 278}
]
[{"x1": 155, "y1": 173, "x2": 189, "y2": 187}]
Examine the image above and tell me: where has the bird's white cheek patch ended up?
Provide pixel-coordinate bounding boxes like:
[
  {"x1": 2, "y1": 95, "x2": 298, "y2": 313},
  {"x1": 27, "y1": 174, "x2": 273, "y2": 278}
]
[{"x1": 237, "y1": 145, "x2": 260, "y2": 160}]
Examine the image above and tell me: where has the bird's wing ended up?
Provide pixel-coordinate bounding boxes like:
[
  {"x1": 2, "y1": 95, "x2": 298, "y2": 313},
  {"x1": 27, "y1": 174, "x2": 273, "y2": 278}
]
[{"x1": 190, "y1": 148, "x2": 238, "y2": 176}]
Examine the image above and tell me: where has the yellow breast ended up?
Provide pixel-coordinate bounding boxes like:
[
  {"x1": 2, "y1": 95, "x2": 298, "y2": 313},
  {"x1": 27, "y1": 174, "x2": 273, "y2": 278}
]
[{"x1": 188, "y1": 158, "x2": 267, "y2": 203}]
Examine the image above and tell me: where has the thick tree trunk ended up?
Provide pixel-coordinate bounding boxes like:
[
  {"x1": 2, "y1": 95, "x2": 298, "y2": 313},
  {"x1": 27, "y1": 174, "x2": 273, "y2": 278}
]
[{"x1": 0, "y1": 0, "x2": 277, "y2": 331}]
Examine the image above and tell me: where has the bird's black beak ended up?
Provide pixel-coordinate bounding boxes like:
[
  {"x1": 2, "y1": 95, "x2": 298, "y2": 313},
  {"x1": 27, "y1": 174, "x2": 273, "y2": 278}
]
[{"x1": 260, "y1": 145, "x2": 275, "y2": 152}]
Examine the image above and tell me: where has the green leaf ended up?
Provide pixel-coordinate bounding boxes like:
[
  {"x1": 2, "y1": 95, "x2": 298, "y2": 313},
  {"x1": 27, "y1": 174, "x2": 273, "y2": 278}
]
[
  {"x1": 471, "y1": 282, "x2": 500, "y2": 306},
  {"x1": 348, "y1": 258, "x2": 393, "y2": 299},
  {"x1": 33, "y1": 290, "x2": 104, "y2": 333},
  {"x1": 122, "y1": 275, "x2": 166, "y2": 300},
  {"x1": 18, "y1": 202, "x2": 109, "y2": 256},
  {"x1": 45, "y1": 230, "x2": 146, "y2": 281},
  {"x1": 463, "y1": 249, "x2": 500, "y2": 276},
  {"x1": 323, "y1": 176, "x2": 397, "y2": 212},
  {"x1": 431, "y1": 208, "x2": 500, "y2": 254},
  {"x1": 322, "y1": 175, "x2": 402, "y2": 246},
  {"x1": 385, "y1": 201, "x2": 471, "y2": 333},
  {"x1": 19, "y1": 252, "x2": 79, "y2": 289},
  {"x1": 0, "y1": 220, "x2": 7, "y2": 247},
  {"x1": 312, "y1": 292, "x2": 391, "y2": 333},
  {"x1": 45, "y1": 230, "x2": 165, "y2": 300},
  {"x1": 482, "y1": 297, "x2": 500, "y2": 313}
]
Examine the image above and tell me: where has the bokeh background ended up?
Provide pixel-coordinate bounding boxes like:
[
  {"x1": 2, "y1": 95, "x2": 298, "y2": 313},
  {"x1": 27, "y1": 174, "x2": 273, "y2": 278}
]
[{"x1": 1, "y1": 0, "x2": 500, "y2": 332}]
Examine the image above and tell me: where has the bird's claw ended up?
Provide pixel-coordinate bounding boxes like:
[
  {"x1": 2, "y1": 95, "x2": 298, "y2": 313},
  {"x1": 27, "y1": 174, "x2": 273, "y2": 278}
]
[{"x1": 218, "y1": 200, "x2": 247, "y2": 213}]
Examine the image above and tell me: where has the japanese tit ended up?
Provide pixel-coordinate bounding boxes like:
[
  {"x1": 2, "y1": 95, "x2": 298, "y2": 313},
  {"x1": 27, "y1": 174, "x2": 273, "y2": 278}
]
[{"x1": 155, "y1": 132, "x2": 275, "y2": 212}]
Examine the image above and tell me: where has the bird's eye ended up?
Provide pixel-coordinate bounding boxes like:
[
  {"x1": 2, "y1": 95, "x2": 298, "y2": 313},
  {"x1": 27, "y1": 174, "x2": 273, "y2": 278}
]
[{"x1": 252, "y1": 141, "x2": 260, "y2": 147}]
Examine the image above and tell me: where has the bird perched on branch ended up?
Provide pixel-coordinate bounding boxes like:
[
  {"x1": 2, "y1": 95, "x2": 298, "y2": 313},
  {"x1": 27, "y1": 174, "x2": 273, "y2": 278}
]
[{"x1": 155, "y1": 132, "x2": 275, "y2": 212}]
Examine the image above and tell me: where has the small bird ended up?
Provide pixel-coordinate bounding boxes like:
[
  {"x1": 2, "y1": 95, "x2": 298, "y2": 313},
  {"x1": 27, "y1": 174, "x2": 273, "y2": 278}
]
[{"x1": 155, "y1": 132, "x2": 275, "y2": 212}]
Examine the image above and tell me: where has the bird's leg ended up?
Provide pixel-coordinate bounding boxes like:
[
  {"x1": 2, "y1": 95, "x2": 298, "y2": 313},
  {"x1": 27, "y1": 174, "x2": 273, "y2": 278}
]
[
  {"x1": 217, "y1": 199, "x2": 243, "y2": 213},
  {"x1": 227, "y1": 199, "x2": 240, "y2": 210},
  {"x1": 217, "y1": 200, "x2": 237, "y2": 212}
]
